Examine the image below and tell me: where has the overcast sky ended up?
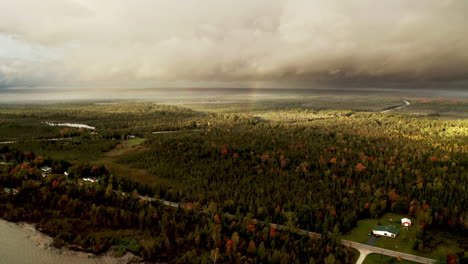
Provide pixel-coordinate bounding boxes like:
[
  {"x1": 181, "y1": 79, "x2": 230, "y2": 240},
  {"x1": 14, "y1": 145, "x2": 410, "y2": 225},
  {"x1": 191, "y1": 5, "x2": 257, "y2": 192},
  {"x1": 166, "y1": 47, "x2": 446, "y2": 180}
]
[{"x1": 1, "y1": 0, "x2": 467, "y2": 90}]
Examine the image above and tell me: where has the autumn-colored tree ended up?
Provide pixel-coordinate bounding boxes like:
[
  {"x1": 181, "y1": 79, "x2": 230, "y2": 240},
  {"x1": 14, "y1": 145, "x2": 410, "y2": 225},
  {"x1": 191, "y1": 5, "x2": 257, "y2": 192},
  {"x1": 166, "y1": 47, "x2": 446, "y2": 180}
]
[
  {"x1": 213, "y1": 214, "x2": 221, "y2": 224},
  {"x1": 51, "y1": 180, "x2": 59, "y2": 189},
  {"x1": 221, "y1": 144, "x2": 229, "y2": 156},
  {"x1": 24, "y1": 152, "x2": 35, "y2": 161},
  {"x1": 34, "y1": 155, "x2": 45, "y2": 166},
  {"x1": 246, "y1": 223, "x2": 256, "y2": 232},
  {"x1": 247, "y1": 240, "x2": 256, "y2": 255},
  {"x1": 346, "y1": 178, "x2": 352, "y2": 187},
  {"x1": 270, "y1": 226, "x2": 277, "y2": 238},
  {"x1": 355, "y1": 163, "x2": 366, "y2": 172},
  {"x1": 225, "y1": 240, "x2": 233, "y2": 255},
  {"x1": 388, "y1": 189, "x2": 400, "y2": 203}
]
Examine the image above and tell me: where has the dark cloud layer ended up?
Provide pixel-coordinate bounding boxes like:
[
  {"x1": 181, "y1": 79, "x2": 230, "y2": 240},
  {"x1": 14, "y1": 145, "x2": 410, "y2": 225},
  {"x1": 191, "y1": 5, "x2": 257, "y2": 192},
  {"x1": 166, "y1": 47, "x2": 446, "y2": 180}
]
[{"x1": 0, "y1": 0, "x2": 467, "y2": 89}]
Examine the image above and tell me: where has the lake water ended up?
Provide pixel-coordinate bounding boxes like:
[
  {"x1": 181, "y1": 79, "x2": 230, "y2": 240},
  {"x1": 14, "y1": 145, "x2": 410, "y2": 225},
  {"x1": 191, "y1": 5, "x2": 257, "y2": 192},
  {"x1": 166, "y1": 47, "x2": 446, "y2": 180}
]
[
  {"x1": 0, "y1": 87, "x2": 466, "y2": 104},
  {"x1": 0, "y1": 219, "x2": 124, "y2": 264}
]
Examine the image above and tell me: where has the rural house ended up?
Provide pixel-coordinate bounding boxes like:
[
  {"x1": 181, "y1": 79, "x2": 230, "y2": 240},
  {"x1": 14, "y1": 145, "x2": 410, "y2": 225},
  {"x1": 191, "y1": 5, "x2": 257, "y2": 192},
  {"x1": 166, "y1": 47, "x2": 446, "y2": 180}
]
[
  {"x1": 372, "y1": 225, "x2": 399, "y2": 238},
  {"x1": 83, "y1": 177, "x2": 98, "y2": 183},
  {"x1": 401, "y1": 218, "x2": 412, "y2": 227},
  {"x1": 40, "y1": 166, "x2": 52, "y2": 177}
]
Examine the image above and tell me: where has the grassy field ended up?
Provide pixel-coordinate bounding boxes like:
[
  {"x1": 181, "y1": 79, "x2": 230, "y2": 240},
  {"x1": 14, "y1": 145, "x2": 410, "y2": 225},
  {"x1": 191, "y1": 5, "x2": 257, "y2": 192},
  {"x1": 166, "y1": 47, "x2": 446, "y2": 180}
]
[
  {"x1": 342, "y1": 213, "x2": 415, "y2": 249},
  {"x1": 124, "y1": 137, "x2": 146, "y2": 147},
  {"x1": 342, "y1": 212, "x2": 464, "y2": 258},
  {"x1": 363, "y1": 253, "x2": 419, "y2": 264},
  {"x1": 93, "y1": 136, "x2": 181, "y2": 190}
]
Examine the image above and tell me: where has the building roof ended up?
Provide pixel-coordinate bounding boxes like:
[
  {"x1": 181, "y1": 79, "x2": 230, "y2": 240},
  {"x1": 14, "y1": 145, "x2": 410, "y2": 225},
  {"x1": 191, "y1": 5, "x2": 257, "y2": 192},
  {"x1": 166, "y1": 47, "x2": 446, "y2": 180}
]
[
  {"x1": 373, "y1": 225, "x2": 400, "y2": 234},
  {"x1": 401, "y1": 218, "x2": 411, "y2": 222},
  {"x1": 40, "y1": 166, "x2": 52, "y2": 172},
  {"x1": 83, "y1": 177, "x2": 98, "y2": 183}
]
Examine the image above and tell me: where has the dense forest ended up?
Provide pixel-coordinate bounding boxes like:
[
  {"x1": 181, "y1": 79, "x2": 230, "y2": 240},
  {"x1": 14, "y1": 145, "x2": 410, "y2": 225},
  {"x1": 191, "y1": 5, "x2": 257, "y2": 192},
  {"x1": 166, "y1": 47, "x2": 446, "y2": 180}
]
[
  {"x1": 0, "y1": 148, "x2": 355, "y2": 263},
  {"x1": 0, "y1": 101, "x2": 467, "y2": 263},
  {"x1": 117, "y1": 113, "x2": 467, "y2": 251}
]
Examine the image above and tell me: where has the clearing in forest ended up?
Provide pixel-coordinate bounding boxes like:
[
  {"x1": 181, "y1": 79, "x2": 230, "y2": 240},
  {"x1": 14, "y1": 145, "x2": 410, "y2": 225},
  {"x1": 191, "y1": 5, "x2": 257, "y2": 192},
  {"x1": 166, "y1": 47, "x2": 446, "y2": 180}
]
[{"x1": 95, "y1": 138, "x2": 175, "y2": 188}]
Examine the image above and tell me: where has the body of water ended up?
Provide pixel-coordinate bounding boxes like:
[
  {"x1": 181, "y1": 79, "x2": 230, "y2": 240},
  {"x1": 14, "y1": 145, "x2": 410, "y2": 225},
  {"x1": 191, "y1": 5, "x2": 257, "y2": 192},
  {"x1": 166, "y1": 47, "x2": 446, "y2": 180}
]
[
  {"x1": 0, "y1": 219, "x2": 128, "y2": 264},
  {"x1": 0, "y1": 87, "x2": 466, "y2": 104}
]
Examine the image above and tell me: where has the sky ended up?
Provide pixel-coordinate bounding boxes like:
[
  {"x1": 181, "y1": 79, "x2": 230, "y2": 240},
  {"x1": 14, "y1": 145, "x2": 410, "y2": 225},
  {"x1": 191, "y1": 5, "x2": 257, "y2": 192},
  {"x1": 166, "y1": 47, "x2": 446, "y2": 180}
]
[{"x1": 1, "y1": 0, "x2": 468, "y2": 90}]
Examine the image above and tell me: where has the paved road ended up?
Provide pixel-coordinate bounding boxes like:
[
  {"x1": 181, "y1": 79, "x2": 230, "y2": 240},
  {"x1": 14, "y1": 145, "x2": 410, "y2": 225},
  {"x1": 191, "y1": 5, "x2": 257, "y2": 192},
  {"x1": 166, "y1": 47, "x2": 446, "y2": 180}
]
[
  {"x1": 381, "y1": 100, "x2": 411, "y2": 113},
  {"x1": 343, "y1": 240, "x2": 436, "y2": 264},
  {"x1": 152, "y1": 129, "x2": 202, "y2": 134},
  {"x1": 137, "y1": 195, "x2": 436, "y2": 264},
  {"x1": 354, "y1": 249, "x2": 372, "y2": 264}
]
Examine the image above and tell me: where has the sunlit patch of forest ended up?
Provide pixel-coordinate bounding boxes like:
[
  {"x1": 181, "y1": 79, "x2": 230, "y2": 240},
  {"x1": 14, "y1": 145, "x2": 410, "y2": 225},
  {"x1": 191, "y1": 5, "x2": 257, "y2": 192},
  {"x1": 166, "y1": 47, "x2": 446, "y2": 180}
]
[
  {"x1": 402, "y1": 98, "x2": 468, "y2": 119},
  {"x1": 0, "y1": 98, "x2": 467, "y2": 262}
]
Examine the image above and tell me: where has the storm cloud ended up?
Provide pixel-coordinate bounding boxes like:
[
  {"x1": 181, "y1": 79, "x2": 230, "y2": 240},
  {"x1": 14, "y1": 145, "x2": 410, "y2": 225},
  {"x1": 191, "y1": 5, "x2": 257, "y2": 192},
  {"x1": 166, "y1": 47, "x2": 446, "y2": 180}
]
[{"x1": 1, "y1": 0, "x2": 467, "y2": 88}]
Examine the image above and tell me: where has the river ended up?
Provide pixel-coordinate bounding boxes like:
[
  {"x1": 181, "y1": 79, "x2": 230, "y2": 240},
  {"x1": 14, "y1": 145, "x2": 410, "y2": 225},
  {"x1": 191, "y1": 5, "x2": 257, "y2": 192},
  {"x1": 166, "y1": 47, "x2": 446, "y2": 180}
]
[{"x1": 0, "y1": 219, "x2": 133, "y2": 264}]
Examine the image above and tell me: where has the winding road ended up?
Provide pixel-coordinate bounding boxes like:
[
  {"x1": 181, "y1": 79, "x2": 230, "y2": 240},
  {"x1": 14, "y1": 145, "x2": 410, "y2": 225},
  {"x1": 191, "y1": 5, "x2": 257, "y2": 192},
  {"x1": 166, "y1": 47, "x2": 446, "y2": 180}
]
[{"x1": 381, "y1": 100, "x2": 411, "y2": 113}]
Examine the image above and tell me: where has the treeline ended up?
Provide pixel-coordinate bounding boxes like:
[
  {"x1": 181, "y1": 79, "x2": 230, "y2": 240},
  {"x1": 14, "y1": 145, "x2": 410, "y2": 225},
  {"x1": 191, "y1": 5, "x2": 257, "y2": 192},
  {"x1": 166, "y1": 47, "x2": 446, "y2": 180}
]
[{"x1": 0, "y1": 149, "x2": 356, "y2": 263}]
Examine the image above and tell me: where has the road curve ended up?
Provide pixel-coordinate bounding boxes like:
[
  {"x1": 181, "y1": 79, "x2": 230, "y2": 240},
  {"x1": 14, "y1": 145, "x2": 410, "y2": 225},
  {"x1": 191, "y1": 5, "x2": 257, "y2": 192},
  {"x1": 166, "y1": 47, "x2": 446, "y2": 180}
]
[
  {"x1": 138, "y1": 195, "x2": 435, "y2": 264},
  {"x1": 381, "y1": 100, "x2": 411, "y2": 113},
  {"x1": 343, "y1": 240, "x2": 436, "y2": 264}
]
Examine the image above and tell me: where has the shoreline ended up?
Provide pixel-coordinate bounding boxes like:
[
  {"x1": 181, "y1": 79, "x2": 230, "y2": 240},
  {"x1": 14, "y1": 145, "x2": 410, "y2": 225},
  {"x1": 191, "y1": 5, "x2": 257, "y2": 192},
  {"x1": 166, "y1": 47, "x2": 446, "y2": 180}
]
[{"x1": 0, "y1": 218, "x2": 141, "y2": 264}]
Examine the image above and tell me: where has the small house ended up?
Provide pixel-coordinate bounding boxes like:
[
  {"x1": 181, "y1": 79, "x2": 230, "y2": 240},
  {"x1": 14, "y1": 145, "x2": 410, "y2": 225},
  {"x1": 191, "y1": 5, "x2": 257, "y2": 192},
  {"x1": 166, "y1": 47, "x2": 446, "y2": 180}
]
[
  {"x1": 83, "y1": 177, "x2": 98, "y2": 183},
  {"x1": 127, "y1": 135, "x2": 136, "y2": 140},
  {"x1": 401, "y1": 218, "x2": 412, "y2": 227},
  {"x1": 40, "y1": 166, "x2": 52, "y2": 178},
  {"x1": 40, "y1": 166, "x2": 52, "y2": 173},
  {"x1": 372, "y1": 225, "x2": 399, "y2": 238}
]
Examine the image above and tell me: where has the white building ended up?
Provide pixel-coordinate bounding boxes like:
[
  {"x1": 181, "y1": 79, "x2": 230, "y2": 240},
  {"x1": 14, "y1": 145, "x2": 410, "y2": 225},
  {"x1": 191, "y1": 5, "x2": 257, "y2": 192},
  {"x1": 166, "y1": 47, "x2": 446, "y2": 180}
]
[
  {"x1": 401, "y1": 218, "x2": 412, "y2": 227},
  {"x1": 40, "y1": 166, "x2": 52, "y2": 173},
  {"x1": 372, "y1": 225, "x2": 399, "y2": 238},
  {"x1": 83, "y1": 177, "x2": 98, "y2": 183}
]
